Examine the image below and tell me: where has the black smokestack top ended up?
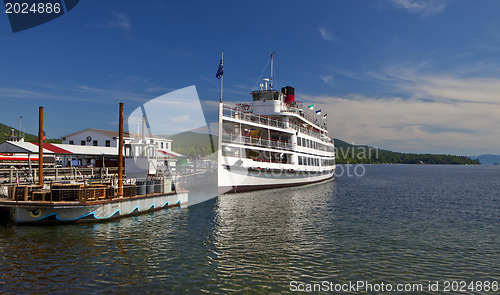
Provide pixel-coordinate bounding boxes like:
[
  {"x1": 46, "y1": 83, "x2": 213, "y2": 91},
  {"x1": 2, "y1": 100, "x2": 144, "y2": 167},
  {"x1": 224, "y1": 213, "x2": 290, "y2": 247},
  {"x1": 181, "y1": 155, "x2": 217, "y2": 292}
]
[{"x1": 281, "y1": 86, "x2": 295, "y2": 95}]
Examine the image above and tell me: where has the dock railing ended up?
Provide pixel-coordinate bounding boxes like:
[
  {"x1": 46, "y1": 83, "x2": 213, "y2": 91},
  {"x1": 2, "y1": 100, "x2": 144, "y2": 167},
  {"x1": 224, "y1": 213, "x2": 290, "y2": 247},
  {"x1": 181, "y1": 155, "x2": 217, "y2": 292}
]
[{"x1": 0, "y1": 167, "x2": 119, "y2": 185}]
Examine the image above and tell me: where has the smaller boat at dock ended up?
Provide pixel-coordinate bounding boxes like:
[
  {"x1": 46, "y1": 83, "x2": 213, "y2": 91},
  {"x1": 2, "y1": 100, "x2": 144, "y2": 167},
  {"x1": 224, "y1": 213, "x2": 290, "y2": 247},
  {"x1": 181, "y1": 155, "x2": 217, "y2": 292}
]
[
  {"x1": 0, "y1": 103, "x2": 191, "y2": 225},
  {"x1": 0, "y1": 176, "x2": 187, "y2": 224}
]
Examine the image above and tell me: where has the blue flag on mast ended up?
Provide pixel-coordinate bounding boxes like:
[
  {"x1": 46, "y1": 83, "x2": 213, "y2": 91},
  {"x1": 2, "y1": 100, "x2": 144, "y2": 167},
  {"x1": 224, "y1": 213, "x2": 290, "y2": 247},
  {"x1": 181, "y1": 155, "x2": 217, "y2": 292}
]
[{"x1": 216, "y1": 58, "x2": 223, "y2": 79}]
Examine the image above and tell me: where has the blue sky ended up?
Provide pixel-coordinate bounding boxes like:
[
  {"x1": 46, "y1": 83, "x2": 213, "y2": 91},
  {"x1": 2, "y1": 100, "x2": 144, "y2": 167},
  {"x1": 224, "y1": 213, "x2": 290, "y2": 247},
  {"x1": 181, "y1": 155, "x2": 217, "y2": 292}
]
[{"x1": 1, "y1": 0, "x2": 499, "y2": 155}]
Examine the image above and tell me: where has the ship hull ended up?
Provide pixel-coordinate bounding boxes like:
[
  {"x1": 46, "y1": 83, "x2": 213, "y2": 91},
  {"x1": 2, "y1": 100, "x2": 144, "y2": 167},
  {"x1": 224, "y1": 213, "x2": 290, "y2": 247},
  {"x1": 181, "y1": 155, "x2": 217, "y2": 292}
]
[{"x1": 218, "y1": 165, "x2": 335, "y2": 194}]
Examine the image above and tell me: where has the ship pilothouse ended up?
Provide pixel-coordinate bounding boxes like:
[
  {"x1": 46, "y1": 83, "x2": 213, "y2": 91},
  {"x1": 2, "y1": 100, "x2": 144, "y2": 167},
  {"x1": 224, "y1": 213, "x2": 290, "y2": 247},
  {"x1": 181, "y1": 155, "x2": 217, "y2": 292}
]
[{"x1": 219, "y1": 54, "x2": 335, "y2": 193}]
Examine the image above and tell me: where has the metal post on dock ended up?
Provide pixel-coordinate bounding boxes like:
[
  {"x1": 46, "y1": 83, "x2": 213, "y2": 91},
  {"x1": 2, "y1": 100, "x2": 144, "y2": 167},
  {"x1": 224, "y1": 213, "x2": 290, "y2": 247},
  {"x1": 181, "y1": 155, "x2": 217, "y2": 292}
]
[
  {"x1": 39, "y1": 106, "x2": 44, "y2": 187},
  {"x1": 118, "y1": 102, "x2": 124, "y2": 197}
]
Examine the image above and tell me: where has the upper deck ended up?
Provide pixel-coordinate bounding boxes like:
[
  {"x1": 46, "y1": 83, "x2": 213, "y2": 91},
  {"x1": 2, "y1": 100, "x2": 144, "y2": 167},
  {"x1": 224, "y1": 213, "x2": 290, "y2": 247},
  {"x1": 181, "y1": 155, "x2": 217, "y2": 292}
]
[{"x1": 222, "y1": 104, "x2": 331, "y2": 142}]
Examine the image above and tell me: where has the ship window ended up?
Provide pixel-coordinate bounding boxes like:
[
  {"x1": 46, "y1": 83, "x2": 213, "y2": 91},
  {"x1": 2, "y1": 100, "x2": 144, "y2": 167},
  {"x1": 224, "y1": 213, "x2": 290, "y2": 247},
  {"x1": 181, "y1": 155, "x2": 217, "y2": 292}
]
[
  {"x1": 298, "y1": 156, "x2": 302, "y2": 165},
  {"x1": 105, "y1": 140, "x2": 111, "y2": 147},
  {"x1": 69, "y1": 140, "x2": 74, "y2": 145},
  {"x1": 93, "y1": 140, "x2": 98, "y2": 146},
  {"x1": 81, "y1": 140, "x2": 85, "y2": 146},
  {"x1": 125, "y1": 145, "x2": 131, "y2": 158},
  {"x1": 149, "y1": 147, "x2": 156, "y2": 159},
  {"x1": 297, "y1": 137, "x2": 301, "y2": 146},
  {"x1": 252, "y1": 91, "x2": 282, "y2": 101}
]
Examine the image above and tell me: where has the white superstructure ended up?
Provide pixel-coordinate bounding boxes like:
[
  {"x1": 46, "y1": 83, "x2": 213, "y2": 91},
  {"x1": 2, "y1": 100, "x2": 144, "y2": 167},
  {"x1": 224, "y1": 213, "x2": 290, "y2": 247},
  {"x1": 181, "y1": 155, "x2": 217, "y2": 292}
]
[{"x1": 218, "y1": 80, "x2": 335, "y2": 193}]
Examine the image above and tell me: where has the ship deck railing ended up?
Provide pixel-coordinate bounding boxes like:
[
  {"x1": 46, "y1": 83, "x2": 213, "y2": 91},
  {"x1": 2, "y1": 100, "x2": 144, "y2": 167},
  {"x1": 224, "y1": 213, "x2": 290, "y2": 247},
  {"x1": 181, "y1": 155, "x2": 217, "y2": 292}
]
[
  {"x1": 222, "y1": 155, "x2": 294, "y2": 166},
  {"x1": 222, "y1": 104, "x2": 328, "y2": 141},
  {"x1": 234, "y1": 102, "x2": 327, "y2": 132},
  {"x1": 280, "y1": 107, "x2": 328, "y2": 132},
  {"x1": 221, "y1": 131, "x2": 294, "y2": 151}
]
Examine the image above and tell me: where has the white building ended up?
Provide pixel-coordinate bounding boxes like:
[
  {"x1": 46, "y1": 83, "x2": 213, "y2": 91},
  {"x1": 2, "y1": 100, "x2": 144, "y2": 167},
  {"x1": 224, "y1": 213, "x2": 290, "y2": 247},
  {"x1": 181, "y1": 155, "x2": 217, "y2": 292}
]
[
  {"x1": 60, "y1": 128, "x2": 182, "y2": 170},
  {"x1": 61, "y1": 128, "x2": 172, "y2": 151}
]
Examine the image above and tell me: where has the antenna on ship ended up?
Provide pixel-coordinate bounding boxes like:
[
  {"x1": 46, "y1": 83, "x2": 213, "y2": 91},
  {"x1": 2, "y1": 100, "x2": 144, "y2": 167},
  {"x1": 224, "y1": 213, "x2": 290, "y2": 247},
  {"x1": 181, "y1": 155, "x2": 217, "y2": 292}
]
[
  {"x1": 270, "y1": 51, "x2": 276, "y2": 90},
  {"x1": 19, "y1": 116, "x2": 22, "y2": 139},
  {"x1": 263, "y1": 78, "x2": 270, "y2": 90}
]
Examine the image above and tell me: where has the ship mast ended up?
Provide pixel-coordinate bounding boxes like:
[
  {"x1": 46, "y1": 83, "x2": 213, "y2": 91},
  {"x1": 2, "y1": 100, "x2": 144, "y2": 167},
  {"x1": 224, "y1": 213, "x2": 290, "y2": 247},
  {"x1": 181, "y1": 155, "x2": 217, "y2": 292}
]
[{"x1": 270, "y1": 51, "x2": 276, "y2": 90}]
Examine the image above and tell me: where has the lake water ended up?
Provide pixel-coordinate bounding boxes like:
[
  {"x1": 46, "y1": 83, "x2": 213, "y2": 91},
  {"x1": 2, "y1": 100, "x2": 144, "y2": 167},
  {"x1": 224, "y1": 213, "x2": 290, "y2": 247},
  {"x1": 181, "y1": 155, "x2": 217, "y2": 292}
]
[{"x1": 0, "y1": 165, "x2": 499, "y2": 294}]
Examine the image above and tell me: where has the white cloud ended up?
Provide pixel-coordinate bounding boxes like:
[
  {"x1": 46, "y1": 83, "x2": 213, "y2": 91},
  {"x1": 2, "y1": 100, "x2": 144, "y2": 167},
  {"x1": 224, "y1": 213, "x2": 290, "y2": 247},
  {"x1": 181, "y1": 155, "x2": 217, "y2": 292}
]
[
  {"x1": 171, "y1": 115, "x2": 190, "y2": 123},
  {"x1": 108, "y1": 12, "x2": 131, "y2": 30},
  {"x1": 391, "y1": 0, "x2": 448, "y2": 16},
  {"x1": 318, "y1": 27, "x2": 337, "y2": 42},
  {"x1": 85, "y1": 12, "x2": 132, "y2": 30},
  {"x1": 376, "y1": 67, "x2": 500, "y2": 104},
  {"x1": 320, "y1": 74, "x2": 334, "y2": 85},
  {"x1": 305, "y1": 71, "x2": 500, "y2": 155}
]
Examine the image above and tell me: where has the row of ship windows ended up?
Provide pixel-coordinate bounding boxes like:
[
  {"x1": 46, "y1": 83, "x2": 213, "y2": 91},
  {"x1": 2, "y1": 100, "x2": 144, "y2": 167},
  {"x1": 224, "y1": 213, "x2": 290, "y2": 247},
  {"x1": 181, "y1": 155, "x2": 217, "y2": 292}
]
[
  {"x1": 297, "y1": 137, "x2": 334, "y2": 152},
  {"x1": 298, "y1": 156, "x2": 335, "y2": 166}
]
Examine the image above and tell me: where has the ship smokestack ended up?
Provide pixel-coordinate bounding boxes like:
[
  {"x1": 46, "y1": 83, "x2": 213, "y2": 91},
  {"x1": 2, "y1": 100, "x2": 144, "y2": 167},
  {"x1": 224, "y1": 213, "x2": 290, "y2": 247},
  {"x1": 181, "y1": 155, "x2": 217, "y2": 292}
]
[{"x1": 282, "y1": 86, "x2": 295, "y2": 103}]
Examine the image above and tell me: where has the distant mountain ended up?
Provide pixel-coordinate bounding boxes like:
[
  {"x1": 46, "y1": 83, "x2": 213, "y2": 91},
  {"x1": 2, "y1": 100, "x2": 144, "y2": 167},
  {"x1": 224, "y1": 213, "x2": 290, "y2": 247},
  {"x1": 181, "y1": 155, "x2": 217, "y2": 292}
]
[
  {"x1": 163, "y1": 131, "x2": 478, "y2": 165},
  {"x1": 475, "y1": 154, "x2": 500, "y2": 165},
  {"x1": 0, "y1": 123, "x2": 61, "y2": 144},
  {"x1": 187, "y1": 123, "x2": 218, "y2": 135},
  {"x1": 166, "y1": 131, "x2": 217, "y2": 158},
  {"x1": 0, "y1": 123, "x2": 37, "y2": 143},
  {"x1": 333, "y1": 138, "x2": 479, "y2": 165}
]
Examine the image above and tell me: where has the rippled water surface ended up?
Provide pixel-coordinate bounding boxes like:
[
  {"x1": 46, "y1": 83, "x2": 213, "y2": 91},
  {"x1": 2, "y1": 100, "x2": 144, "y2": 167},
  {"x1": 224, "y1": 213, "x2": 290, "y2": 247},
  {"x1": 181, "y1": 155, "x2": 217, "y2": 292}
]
[{"x1": 0, "y1": 165, "x2": 499, "y2": 294}]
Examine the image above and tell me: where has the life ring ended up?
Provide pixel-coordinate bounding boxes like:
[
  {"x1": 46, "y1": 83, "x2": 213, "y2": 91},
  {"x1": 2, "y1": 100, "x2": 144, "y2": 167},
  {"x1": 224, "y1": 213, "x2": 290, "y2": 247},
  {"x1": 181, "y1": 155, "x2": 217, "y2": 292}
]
[
  {"x1": 243, "y1": 104, "x2": 250, "y2": 111},
  {"x1": 286, "y1": 102, "x2": 292, "y2": 108},
  {"x1": 29, "y1": 208, "x2": 43, "y2": 218}
]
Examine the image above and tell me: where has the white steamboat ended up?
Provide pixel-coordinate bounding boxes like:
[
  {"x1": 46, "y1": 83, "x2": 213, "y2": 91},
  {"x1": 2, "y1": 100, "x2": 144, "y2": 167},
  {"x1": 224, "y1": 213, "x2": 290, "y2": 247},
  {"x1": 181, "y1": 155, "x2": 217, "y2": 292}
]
[{"x1": 218, "y1": 57, "x2": 335, "y2": 193}]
